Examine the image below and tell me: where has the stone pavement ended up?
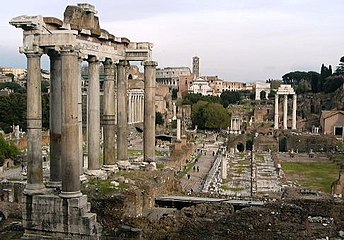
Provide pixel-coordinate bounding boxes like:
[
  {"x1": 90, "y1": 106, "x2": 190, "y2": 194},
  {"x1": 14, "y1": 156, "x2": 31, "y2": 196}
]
[
  {"x1": 180, "y1": 141, "x2": 221, "y2": 193},
  {"x1": 221, "y1": 151, "x2": 281, "y2": 197}
]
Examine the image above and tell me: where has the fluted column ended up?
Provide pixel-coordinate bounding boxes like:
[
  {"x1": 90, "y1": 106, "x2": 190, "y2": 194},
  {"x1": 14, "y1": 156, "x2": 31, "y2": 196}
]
[
  {"x1": 292, "y1": 94, "x2": 297, "y2": 130},
  {"x1": 87, "y1": 56, "x2": 101, "y2": 172},
  {"x1": 60, "y1": 48, "x2": 82, "y2": 198},
  {"x1": 274, "y1": 94, "x2": 279, "y2": 129},
  {"x1": 134, "y1": 95, "x2": 137, "y2": 123},
  {"x1": 140, "y1": 95, "x2": 144, "y2": 122},
  {"x1": 48, "y1": 51, "x2": 62, "y2": 187},
  {"x1": 144, "y1": 61, "x2": 158, "y2": 164},
  {"x1": 283, "y1": 94, "x2": 288, "y2": 130},
  {"x1": 24, "y1": 51, "x2": 45, "y2": 195},
  {"x1": 117, "y1": 60, "x2": 128, "y2": 162},
  {"x1": 128, "y1": 93, "x2": 132, "y2": 124},
  {"x1": 102, "y1": 58, "x2": 117, "y2": 168}
]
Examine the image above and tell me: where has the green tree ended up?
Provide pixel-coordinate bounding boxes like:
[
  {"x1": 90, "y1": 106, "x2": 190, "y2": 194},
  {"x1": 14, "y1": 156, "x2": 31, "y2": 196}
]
[
  {"x1": 191, "y1": 101, "x2": 208, "y2": 129},
  {"x1": 191, "y1": 101, "x2": 230, "y2": 130},
  {"x1": 203, "y1": 103, "x2": 230, "y2": 130},
  {"x1": 220, "y1": 90, "x2": 242, "y2": 108},
  {"x1": 0, "y1": 134, "x2": 19, "y2": 165},
  {"x1": 0, "y1": 93, "x2": 26, "y2": 133},
  {"x1": 0, "y1": 82, "x2": 25, "y2": 93},
  {"x1": 182, "y1": 93, "x2": 203, "y2": 105},
  {"x1": 323, "y1": 75, "x2": 344, "y2": 93}
]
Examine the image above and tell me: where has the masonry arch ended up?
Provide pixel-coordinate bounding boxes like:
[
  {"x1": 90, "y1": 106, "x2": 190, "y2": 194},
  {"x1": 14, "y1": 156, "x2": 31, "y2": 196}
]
[
  {"x1": 279, "y1": 137, "x2": 288, "y2": 152},
  {"x1": 237, "y1": 142, "x2": 245, "y2": 152}
]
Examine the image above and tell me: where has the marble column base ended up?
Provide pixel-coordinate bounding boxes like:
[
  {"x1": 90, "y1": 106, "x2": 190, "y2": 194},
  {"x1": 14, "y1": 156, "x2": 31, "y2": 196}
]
[
  {"x1": 46, "y1": 181, "x2": 62, "y2": 189},
  {"x1": 102, "y1": 164, "x2": 119, "y2": 172},
  {"x1": 85, "y1": 169, "x2": 107, "y2": 180}
]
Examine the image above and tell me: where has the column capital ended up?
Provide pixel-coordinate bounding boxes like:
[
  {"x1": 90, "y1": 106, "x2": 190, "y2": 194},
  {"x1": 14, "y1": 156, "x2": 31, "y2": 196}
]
[
  {"x1": 24, "y1": 50, "x2": 43, "y2": 58},
  {"x1": 143, "y1": 60, "x2": 158, "y2": 67},
  {"x1": 59, "y1": 45, "x2": 80, "y2": 56},
  {"x1": 88, "y1": 55, "x2": 100, "y2": 63},
  {"x1": 103, "y1": 58, "x2": 113, "y2": 66},
  {"x1": 117, "y1": 60, "x2": 129, "y2": 67}
]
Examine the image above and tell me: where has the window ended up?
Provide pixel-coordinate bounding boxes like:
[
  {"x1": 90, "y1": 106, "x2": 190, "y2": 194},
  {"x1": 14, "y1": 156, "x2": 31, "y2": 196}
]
[{"x1": 334, "y1": 127, "x2": 343, "y2": 136}]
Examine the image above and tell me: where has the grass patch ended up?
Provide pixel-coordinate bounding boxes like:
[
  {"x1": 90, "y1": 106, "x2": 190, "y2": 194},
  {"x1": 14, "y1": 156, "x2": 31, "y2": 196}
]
[
  {"x1": 255, "y1": 155, "x2": 264, "y2": 162},
  {"x1": 335, "y1": 155, "x2": 344, "y2": 164},
  {"x1": 82, "y1": 178, "x2": 129, "y2": 196},
  {"x1": 128, "y1": 149, "x2": 143, "y2": 156},
  {"x1": 155, "y1": 150, "x2": 164, "y2": 156},
  {"x1": 156, "y1": 162, "x2": 165, "y2": 170},
  {"x1": 282, "y1": 162, "x2": 339, "y2": 193}
]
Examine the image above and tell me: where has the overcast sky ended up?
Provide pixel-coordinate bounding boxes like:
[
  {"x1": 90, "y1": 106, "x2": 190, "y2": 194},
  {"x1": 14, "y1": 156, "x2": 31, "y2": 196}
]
[{"x1": 1, "y1": 0, "x2": 343, "y2": 82}]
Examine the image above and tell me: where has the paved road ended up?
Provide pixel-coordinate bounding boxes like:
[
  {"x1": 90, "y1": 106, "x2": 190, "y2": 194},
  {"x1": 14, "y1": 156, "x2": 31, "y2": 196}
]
[{"x1": 180, "y1": 141, "x2": 221, "y2": 193}]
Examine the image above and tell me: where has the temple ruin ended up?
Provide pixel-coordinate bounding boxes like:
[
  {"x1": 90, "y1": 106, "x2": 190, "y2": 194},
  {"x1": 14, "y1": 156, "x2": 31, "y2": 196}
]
[{"x1": 10, "y1": 3, "x2": 157, "y2": 239}]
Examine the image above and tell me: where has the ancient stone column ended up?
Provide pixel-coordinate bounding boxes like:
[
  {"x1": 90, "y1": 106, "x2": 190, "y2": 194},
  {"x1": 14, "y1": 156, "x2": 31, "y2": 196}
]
[
  {"x1": 292, "y1": 94, "x2": 297, "y2": 130},
  {"x1": 283, "y1": 94, "x2": 288, "y2": 130},
  {"x1": 177, "y1": 119, "x2": 181, "y2": 140},
  {"x1": 135, "y1": 95, "x2": 138, "y2": 123},
  {"x1": 102, "y1": 58, "x2": 117, "y2": 169},
  {"x1": 144, "y1": 61, "x2": 158, "y2": 164},
  {"x1": 140, "y1": 95, "x2": 144, "y2": 122},
  {"x1": 87, "y1": 56, "x2": 101, "y2": 173},
  {"x1": 172, "y1": 102, "x2": 177, "y2": 120},
  {"x1": 117, "y1": 60, "x2": 128, "y2": 162},
  {"x1": 78, "y1": 58, "x2": 85, "y2": 179},
  {"x1": 48, "y1": 51, "x2": 62, "y2": 187},
  {"x1": 60, "y1": 47, "x2": 82, "y2": 198},
  {"x1": 24, "y1": 51, "x2": 45, "y2": 195},
  {"x1": 221, "y1": 156, "x2": 227, "y2": 180},
  {"x1": 274, "y1": 94, "x2": 279, "y2": 129}
]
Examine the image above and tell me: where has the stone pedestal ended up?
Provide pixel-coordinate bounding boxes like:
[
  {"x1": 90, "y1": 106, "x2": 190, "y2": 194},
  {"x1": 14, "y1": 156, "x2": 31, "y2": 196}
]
[{"x1": 22, "y1": 194, "x2": 101, "y2": 239}]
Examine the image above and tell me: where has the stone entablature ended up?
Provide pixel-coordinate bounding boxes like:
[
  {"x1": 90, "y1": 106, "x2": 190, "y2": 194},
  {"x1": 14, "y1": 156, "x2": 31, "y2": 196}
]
[{"x1": 10, "y1": 4, "x2": 152, "y2": 63}]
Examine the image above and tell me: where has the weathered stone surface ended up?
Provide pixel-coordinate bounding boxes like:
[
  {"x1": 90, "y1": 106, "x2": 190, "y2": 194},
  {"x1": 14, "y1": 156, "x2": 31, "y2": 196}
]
[
  {"x1": 43, "y1": 17, "x2": 63, "y2": 28},
  {"x1": 22, "y1": 194, "x2": 102, "y2": 239},
  {"x1": 63, "y1": 5, "x2": 101, "y2": 36}
]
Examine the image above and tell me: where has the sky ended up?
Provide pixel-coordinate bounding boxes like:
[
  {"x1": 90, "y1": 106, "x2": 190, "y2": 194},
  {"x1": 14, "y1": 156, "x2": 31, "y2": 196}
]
[{"x1": 1, "y1": 0, "x2": 343, "y2": 82}]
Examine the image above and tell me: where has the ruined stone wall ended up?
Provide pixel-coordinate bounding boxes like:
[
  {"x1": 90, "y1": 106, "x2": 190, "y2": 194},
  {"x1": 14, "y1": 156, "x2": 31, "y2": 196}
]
[
  {"x1": 166, "y1": 143, "x2": 196, "y2": 170},
  {"x1": 283, "y1": 134, "x2": 338, "y2": 152},
  {"x1": 0, "y1": 182, "x2": 25, "y2": 219}
]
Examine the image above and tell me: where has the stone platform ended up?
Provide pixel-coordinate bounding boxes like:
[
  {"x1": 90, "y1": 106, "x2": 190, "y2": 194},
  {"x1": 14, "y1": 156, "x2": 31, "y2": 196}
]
[{"x1": 22, "y1": 194, "x2": 101, "y2": 239}]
